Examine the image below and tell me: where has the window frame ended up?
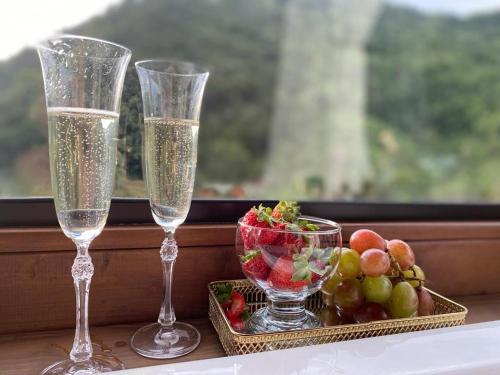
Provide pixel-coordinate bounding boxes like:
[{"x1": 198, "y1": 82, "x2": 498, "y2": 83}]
[{"x1": 1, "y1": 198, "x2": 500, "y2": 227}]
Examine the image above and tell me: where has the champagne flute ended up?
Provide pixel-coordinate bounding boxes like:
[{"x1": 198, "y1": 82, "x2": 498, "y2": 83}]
[
  {"x1": 131, "y1": 60, "x2": 209, "y2": 358},
  {"x1": 37, "y1": 35, "x2": 131, "y2": 374}
]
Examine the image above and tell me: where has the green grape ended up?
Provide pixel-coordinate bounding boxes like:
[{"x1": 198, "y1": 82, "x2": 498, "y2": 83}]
[
  {"x1": 402, "y1": 265, "x2": 425, "y2": 288},
  {"x1": 333, "y1": 278, "x2": 364, "y2": 313},
  {"x1": 337, "y1": 248, "x2": 361, "y2": 279},
  {"x1": 322, "y1": 272, "x2": 342, "y2": 295},
  {"x1": 388, "y1": 281, "x2": 418, "y2": 318},
  {"x1": 362, "y1": 276, "x2": 392, "y2": 303}
]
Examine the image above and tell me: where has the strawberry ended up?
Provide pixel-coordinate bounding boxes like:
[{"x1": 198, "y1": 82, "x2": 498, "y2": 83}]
[
  {"x1": 241, "y1": 251, "x2": 270, "y2": 280},
  {"x1": 240, "y1": 225, "x2": 256, "y2": 249},
  {"x1": 220, "y1": 299, "x2": 232, "y2": 310},
  {"x1": 267, "y1": 256, "x2": 308, "y2": 291},
  {"x1": 225, "y1": 291, "x2": 246, "y2": 319},
  {"x1": 229, "y1": 316, "x2": 246, "y2": 331},
  {"x1": 271, "y1": 222, "x2": 287, "y2": 246},
  {"x1": 285, "y1": 232, "x2": 306, "y2": 250},
  {"x1": 310, "y1": 260, "x2": 326, "y2": 284},
  {"x1": 240, "y1": 208, "x2": 259, "y2": 249},
  {"x1": 240, "y1": 205, "x2": 276, "y2": 248},
  {"x1": 311, "y1": 272, "x2": 321, "y2": 284},
  {"x1": 242, "y1": 208, "x2": 259, "y2": 226},
  {"x1": 271, "y1": 223, "x2": 305, "y2": 251},
  {"x1": 255, "y1": 226, "x2": 278, "y2": 245}
]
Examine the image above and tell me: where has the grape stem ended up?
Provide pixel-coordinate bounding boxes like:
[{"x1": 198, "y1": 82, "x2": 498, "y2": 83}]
[
  {"x1": 386, "y1": 249, "x2": 425, "y2": 287},
  {"x1": 387, "y1": 251, "x2": 405, "y2": 279}
]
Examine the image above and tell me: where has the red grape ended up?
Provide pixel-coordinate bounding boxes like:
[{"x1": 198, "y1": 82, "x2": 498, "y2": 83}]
[
  {"x1": 320, "y1": 307, "x2": 341, "y2": 326},
  {"x1": 333, "y1": 278, "x2": 364, "y2": 313},
  {"x1": 417, "y1": 288, "x2": 435, "y2": 316},
  {"x1": 349, "y1": 229, "x2": 386, "y2": 255},
  {"x1": 360, "y1": 249, "x2": 391, "y2": 277},
  {"x1": 354, "y1": 303, "x2": 389, "y2": 323},
  {"x1": 387, "y1": 239, "x2": 415, "y2": 271}
]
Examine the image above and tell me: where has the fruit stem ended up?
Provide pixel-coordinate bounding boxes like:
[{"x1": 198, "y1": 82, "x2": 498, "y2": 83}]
[{"x1": 387, "y1": 251, "x2": 405, "y2": 281}]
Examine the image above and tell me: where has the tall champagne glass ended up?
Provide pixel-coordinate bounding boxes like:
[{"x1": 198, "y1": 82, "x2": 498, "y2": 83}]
[
  {"x1": 131, "y1": 60, "x2": 209, "y2": 358},
  {"x1": 37, "y1": 35, "x2": 131, "y2": 374}
]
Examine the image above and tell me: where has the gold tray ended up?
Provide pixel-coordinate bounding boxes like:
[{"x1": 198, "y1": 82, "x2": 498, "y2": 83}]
[{"x1": 208, "y1": 279, "x2": 467, "y2": 356}]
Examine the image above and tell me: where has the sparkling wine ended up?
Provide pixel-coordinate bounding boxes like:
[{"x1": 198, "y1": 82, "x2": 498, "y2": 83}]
[
  {"x1": 48, "y1": 107, "x2": 119, "y2": 242},
  {"x1": 143, "y1": 117, "x2": 199, "y2": 229}
]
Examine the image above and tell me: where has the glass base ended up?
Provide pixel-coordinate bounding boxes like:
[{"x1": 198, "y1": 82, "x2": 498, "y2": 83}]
[
  {"x1": 40, "y1": 354, "x2": 124, "y2": 375},
  {"x1": 130, "y1": 322, "x2": 201, "y2": 359},
  {"x1": 247, "y1": 306, "x2": 320, "y2": 333}
]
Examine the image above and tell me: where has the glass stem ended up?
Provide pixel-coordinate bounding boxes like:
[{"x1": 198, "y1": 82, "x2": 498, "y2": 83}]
[
  {"x1": 267, "y1": 299, "x2": 307, "y2": 325},
  {"x1": 70, "y1": 241, "x2": 94, "y2": 362},
  {"x1": 158, "y1": 230, "x2": 178, "y2": 330}
]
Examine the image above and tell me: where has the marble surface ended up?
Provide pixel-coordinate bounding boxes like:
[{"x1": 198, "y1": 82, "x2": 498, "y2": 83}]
[{"x1": 113, "y1": 320, "x2": 500, "y2": 375}]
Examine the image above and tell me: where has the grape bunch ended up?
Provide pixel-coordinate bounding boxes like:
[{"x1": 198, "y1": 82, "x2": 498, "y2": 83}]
[{"x1": 320, "y1": 229, "x2": 434, "y2": 325}]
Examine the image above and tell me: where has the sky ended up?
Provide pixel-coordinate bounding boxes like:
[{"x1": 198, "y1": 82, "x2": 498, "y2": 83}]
[
  {"x1": 1, "y1": 0, "x2": 123, "y2": 60},
  {"x1": 1, "y1": 0, "x2": 500, "y2": 61},
  {"x1": 386, "y1": 0, "x2": 500, "y2": 16}
]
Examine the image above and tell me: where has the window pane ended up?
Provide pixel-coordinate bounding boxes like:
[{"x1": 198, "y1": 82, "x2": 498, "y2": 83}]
[{"x1": 1, "y1": 0, "x2": 499, "y2": 202}]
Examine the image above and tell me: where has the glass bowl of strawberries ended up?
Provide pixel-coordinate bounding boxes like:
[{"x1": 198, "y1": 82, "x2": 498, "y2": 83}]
[{"x1": 236, "y1": 201, "x2": 342, "y2": 333}]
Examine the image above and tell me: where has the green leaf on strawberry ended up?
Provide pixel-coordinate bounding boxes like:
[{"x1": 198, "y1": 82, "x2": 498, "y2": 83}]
[
  {"x1": 285, "y1": 223, "x2": 301, "y2": 231},
  {"x1": 300, "y1": 246, "x2": 314, "y2": 259},
  {"x1": 256, "y1": 204, "x2": 274, "y2": 226},
  {"x1": 241, "y1": 250, "x2": 271, "y2": 280},
  {"x1": 214, "y1": 283, "x2": 233, "y2": 304},
  {"x1": 273, "y1": 201, "x2": 301, "y2": 223},
  {"x1": 241, "y1": 309, "x2": 250, "y2": 321},
  {"x1": 240, "y1": 250, "x2": 259, "y2": 262},
  {"x1": 305, "y1": 223, "x2": 320, "y2": 231}
]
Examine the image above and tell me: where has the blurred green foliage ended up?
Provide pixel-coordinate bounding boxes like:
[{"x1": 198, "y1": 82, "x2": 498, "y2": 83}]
[{"x1": 1, "y1": 0, "x2": 500, "y2": 202}]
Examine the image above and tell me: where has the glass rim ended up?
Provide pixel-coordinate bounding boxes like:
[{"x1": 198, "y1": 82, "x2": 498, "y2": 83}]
[
  {"x1": 135, "y1": 59, "x2": 210, "y2": 76},
  {"x1": 36, "y1": 34, "x2": 132, "y2": 60},
  {"x1": 237, "y1": 215, "x2": 341, "y2": 235}
]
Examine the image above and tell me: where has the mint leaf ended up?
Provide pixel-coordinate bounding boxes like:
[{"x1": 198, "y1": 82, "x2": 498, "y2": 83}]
[
  {"x1": 310, "y1": 262, "x2": 329, "y2": 276},
  {"x1": 293, "y1": 258, "x2": 308, "y2": 269},
  {"x1": 300, "y1": 246, "x2": 314, "y2": 260},
  {"x1": 312, "y1": 247, "x2": 326, "y2": 259},
  {"x1": 292, "y1": 267, "x2": 310, "y2": 281}
]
